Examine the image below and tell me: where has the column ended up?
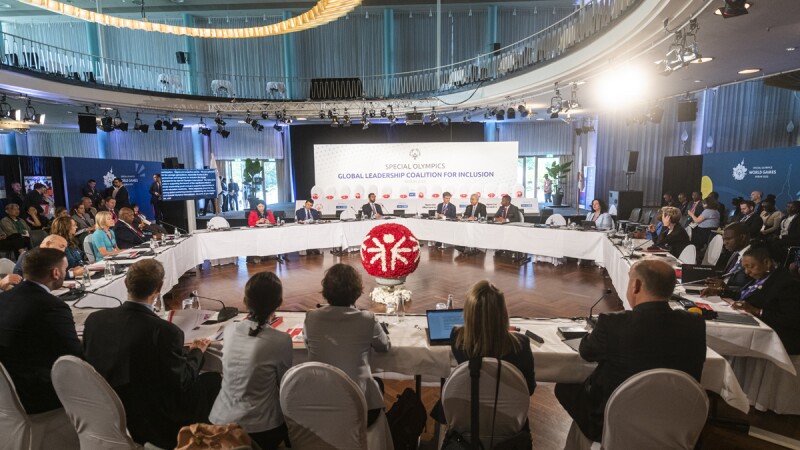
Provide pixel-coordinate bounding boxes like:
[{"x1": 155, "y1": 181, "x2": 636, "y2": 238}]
[
  {"x1": 182, "y1": 14, "x2": 199, "y2": 95},
  {"x1": 486, "y1": 5, "x2": 498, "y2": 52},
  {"x1": 0, "y1": 22, "x2": 6, "y2": 61},
  {"x1": 383, "y1": 9, "x2": 394, "y2": 97},
  {"x1": 281, "y1": 11, "x2": 297, "y2": 99},
  {"x1": 85, "y1": 23, "x2": 101, "y2": 79},
  {"x1": 96, "y1": 130, "x2": 110, "y2": 159}
]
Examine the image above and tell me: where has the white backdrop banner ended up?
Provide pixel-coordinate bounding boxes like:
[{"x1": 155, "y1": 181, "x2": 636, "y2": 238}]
[{"x1": 313, "y1": 142, "x2": 520, "y2": 201}]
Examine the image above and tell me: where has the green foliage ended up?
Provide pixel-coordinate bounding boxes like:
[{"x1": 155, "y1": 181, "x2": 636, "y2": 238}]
[
  {"x1": 545, "y1": 161, "x2": 572, "y2": 194},
  {"x1": 242, "y1": 159, "x2": 263, "y2": 186}
]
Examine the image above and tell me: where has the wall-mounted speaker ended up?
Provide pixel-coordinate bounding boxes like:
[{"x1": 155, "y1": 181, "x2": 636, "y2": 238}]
[
  {"x1": 626, "y1": 151, "x2": 639, "y2": 173},
  {"x1": 677, "y1": 100, "x2": 697, "y2": 122},
  {"x1": 78, "y1": 114, "x2": 97, "y2": 134}
]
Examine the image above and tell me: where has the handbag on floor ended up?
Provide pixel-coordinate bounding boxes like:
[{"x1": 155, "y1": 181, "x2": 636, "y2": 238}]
[{"x1": 175, "y1": 423, "x2": 252, "y2": 450}]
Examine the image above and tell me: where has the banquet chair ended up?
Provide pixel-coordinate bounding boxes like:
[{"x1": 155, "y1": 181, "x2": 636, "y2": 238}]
[
  {"x1": 546, "y1": 213, "x2": 567, "y2": 226},
  {"x1": 280, "y1": 362, "x2": 393, "y2": 450},
  {"x1": 685, "y1": 224, "x2": 693, "y2": 239},
  {"x1": 627, "y1": 208, "x2": 641, "y2": 223},
  {"x1": 441, "y1": 359, "x2": 530, "y2": 449},
  {"x1": 207, "y1": 216, "x2": 231, "y2": 230},
  {"x1": 0, "y1": 258, "x2": 16, "y2": 275},
  {"x1": 51, "y1": 356, "x2": 143, "y2": 450},
  {"x1": 29, "y1": 230, "x2": 47, "y2": 249},
  {"x1": 0, "y1": 362, "x2": 78, "y2": 450},
  {"x1": 638, "y1": 208, "x2": 656, "y2": 225},
  {"x1": 678, "y1": 244, "x2": 697, "y2": 265},
  {"x1": 83, "y1": 237, "x2": 96, "y2": 263},
  {"x1": 702, "y1": 234, "x2": 724, "y2": 266}
]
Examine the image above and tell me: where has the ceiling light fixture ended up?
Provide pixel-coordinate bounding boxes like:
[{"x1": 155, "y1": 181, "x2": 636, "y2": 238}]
[
  {"x1": 133, "y1": 113, "x2": 149, "y2": 133},
  {"x1": 547, "y1": 82, "x2": 563, "y2": 118},
  {"x1": 659, "y1": 19, "x2": 702, "y2": 75},
  {"x1": 21, "y1": 99, "x2": 45, "y2": 125},
  {"x1": 738, "y1": 68, "x2": 762, "y2": 74},
  {"x1": 17, "y1": 0, "x2": 363, "y2": 38},
  {"x1": 715, "y1": 0, "x2": 750, "y2": 18}
]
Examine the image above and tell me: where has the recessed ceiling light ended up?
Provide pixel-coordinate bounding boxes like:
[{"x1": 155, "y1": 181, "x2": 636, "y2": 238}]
[
  {"x1": 694, "y1": 80, "x2": 703, "y2": 83},
  {"x1": 689, "y1": 57, "x2": 714, "y2": 64},
  {"x1": 536, "y1": 117, "x2": 544, "y2": 121},
  {"x1": 787, "y1": 47, "x2": 797, "y2": 52},
  {"x1": 714, "y1": 1, "x2": 750, "y2": 16},
  {"x1": 738, "y1": 68, "x2": 762, "y2": 74},
  {"x1": 0, "y1": 3, "x2": 11, "y2": 8}
]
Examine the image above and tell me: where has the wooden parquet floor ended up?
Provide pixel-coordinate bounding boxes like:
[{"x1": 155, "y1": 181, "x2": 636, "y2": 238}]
[{"x1": 166, "y1": 247, "x2": 800, "y2": 450}]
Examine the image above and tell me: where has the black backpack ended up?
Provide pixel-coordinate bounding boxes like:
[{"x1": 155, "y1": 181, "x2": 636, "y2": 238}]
[{"x1": 386, "y1": 387, "x2": 427, "y2": 450}]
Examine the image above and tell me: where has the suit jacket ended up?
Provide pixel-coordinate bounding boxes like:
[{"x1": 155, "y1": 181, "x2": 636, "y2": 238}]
[
  {"x1": 81, "y1": 185, "x2": 101, "y2": 205},
  {"x1": 7, "y1": 192, "x2": 23, "y2": 208},
  {"x1": 108, "y1": 186, "x2": 130, "y2": 209},
  {"x1": 361, "y1": 202, "x2": 384, "y2": 218},
  {"x1": 557, "y1": 302, "x2": 706, "y2": 441},
  {"x1": 494, "y1": 204, "x2": 522, "y2": 222},
  {"x1": 0, "y1": 281, "x2": 83, "y2": 414},
  {"x1": 304, "y1": 306, "x2": 390, "y2": 410},
  {"x1": 24, "y1": 190, "x2": 44, "y2": 210},
  {"x1": 655, "y1": 225, "x2": 690, "y2": 258},
  {"x1": 779, "y1": 215, "x2": 800, "y2": 247},
  {"x1": 83, "y1": 302, "x2": 206, "y2": 448},
  {"x1": 463, "y1": 202, "x2": 487, "y2": 219},
  {"x1": 714, "y1": 247, "x2": 753, "y2": 292},
  {"x1": 295, "y1": 207, "x2": 321, "y2": 222},
  {"x1": 113, "y1": 220, "x2": 147, "y2": 249},
  {"x1": 149, "y1": 181, "x2": 162, "y2": 205},
  {"x1": 741, "y1": 213, "x2": 763, "y2": 238},
  {"x1": 436, "y1": 202, "x2": 457, "y2": 219},
  {"x1": 735, "y1": 267, "x2": 800, "y2": 354}
]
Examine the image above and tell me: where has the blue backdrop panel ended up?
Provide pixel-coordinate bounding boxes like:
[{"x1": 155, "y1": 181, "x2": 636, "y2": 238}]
[
  {"x1": 701, "y1": 147, "x2": 800, "y2": 209},
  {"x1": 63, "y1": 157, "x2": 162, "y2": 219}
]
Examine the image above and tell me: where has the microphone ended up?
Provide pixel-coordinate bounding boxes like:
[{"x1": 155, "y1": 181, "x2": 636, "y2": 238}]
[
  {"x1": 586, "y1": 288, "x2": 612, "y2": 329},
  {"x1": 675, "y1": 269, "x2": 737, "y2": 287},
  {"x1": 622, "y1": 239, "x2": 656, "y2": 259},
  {"x1": 159, "y1": 220, "x2": 189, "y2": 234},
  {"x1": 190, "y1": 291, "x2": 239, "y2": 323}
]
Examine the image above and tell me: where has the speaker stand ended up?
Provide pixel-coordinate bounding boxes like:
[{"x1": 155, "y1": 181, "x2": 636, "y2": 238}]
[{"x1": 625, "y1": 172, "x2": 635, "y2": 190}]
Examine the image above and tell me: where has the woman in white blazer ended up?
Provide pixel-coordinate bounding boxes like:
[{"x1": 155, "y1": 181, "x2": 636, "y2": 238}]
[
  {"x1": 304, "y1": 264, "x2": 391, "y2": 426},
  {"x1": 586, "y1": 198, "x2": 614, "y2": 230}
]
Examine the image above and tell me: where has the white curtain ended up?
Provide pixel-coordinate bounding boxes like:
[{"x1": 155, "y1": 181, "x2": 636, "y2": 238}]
[
  {"x1": 209, "y1": 126, "x2": 285, "y2": 160},
  {"x1": 494, "y1": 121, "x2": 573, "y2": 156}
]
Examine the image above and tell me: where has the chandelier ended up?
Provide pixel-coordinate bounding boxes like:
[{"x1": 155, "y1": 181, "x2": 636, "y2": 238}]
[{"x1": 16, "y1": 0, "x2": 363, "y2": 38}]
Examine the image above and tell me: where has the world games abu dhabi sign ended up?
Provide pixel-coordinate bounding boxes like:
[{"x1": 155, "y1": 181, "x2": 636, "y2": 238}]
[{"x1": 701, "y1": 147, "x2": 800, "y2": 208}]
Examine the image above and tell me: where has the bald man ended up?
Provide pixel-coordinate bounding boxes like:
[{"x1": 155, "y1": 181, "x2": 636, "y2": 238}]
[
  {"x1": 462, "y1": 194, "x2": 487, "y2": 221},
  {"x1": 555, "y1": 260, "x2": 706, "y2": 442},
  {"x1": 14, "y1": 235, "x2": 84, "y2": 279}
]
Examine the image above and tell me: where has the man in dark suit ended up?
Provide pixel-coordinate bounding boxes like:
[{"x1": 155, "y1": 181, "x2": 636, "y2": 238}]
[
  {"x1": 751, "y1": 191, "x2": 763, "y2": 215},
  {"x1": 494, "y1": 194, "x2": 521, "y2": 223},
  {"x1": 462, "y1": 194, "x2": 487, "y2": 220},
  {"x1": 707, "y1": 223, "x2": 752, "y2": 296},
  {"x1": 107, "y1": 178, "x2": 130, "y2": 210},
  {"x1": 228, "y1": 180, "x2": 240, "y2": 211},
  {"x1": 436, "y1": 192, "x2": 457, "y2": 219},
  {"x1": 738, "y1": 200, "x2": 763, "y2": 238},
  {"x1": 361, "y1": 193, "x2": 384, "y2": 219},
  {"x1": 149, "y1": 174, "x2": 163, "y2": 222},
  {"x1": 220, "y1": 177, "x2": 228, "y2": 213},
  {"x1": 81, "y1": 179, "x2": 102, "y2": 207},
  {"x1": 83, "y1": 259, "x2": 220, "y2": 449},
  {"x1": 677, "y1": 192, "x2": 689, "y2": 216},
  {"x1": 24, "y1": 182, "x2": 47, "y2": 212},
  {"x1": 114, "y1": 208, "x2": 149, "y2": 249},
  {"x1": 296, "y1": 199, "x2": 321, "y2": 223},
  {"x1": 99, "y1": 197, "x2": 119, "y2": 222},
  {"x1": 555, "y1": 260, "x2": 706, "y2": 442},
  {"x1": 0, "y1": 248, "x2": 82, "y2": 414}
]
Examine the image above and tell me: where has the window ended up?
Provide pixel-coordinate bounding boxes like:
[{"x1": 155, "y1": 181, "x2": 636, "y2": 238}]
[
  {"x1": 221, "y1": 159, "x2": 278, "y2": 210},
  {"x1": 517, "y1": 156, "x2": 559, "y2": 202}
]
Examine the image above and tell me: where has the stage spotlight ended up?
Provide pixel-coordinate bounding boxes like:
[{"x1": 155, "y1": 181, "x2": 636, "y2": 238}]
[
  {"x1": 173, "y1": 122, "x2": 184, "y2": 131},
  {"x1": 319, "y1": 110, "x2": 325, "y2": 119},
  {"x1": 362, "y1": 120, "x2": 371, "y2": 130},
  {"x1": 463, "y1": 113, "x2": 471, "y2": 123},
  {"x1": 342, "y1": 110, "x2": 351, "y2": 127},
  {"x1": 575, "y1": 128, "x2": 583, "y2": 136},
  {"x1": 0, "y1": 95, "x2": 18, "y2": 121},
  {"x1": 214, "y1": 112, "x2": 226, "y2": 126},
  {"x1": 506, "y1": 107, "x2": 516, "y2": 120},
  {"x1": 261, "y1": 111, "x2": 269, "y2": 120},
  {"x1": 251, "y1": 120, "x2": 261, "y2": 131},
  {"x1": 547, "y1": 82, "x2": 563, "y2": 117},
  {"x1": 380, "y1": 108, "x2": 387, "y2": 118},
  {"x1": 369, "y1": 108, "x2": 376, "y2": 118},
  {"x1": 284, "y1": 117, "x2": 294, "y2": 125},
  {"x1": 716, "y1": 0, "x2": 749, "y2": 18},
  {"x1": 517, "y1": 105, "x2": 529, "y2": 118},
  {"x1": 216, "y1": 126, "x2": 230, "y2": 138},
  {"x1": 164, "y1": 120, "x2": 175, "y2": 131},
  {"x1": 199, "y1": 127, "x2": 211, "y2": 137},
  {"x1": 133, "y1": 113, "x2": 147, "y2": 133},
  {"x1": 244, "y1": 112, "x2": 253, "y2": 125},
  {"x1": 484, "y1": 111, "x2": 491, "y2": 120},
  {"x1": 154, "y1": 119, "x2": 163, "y2": 130},
  {"x1": 388, "y1": 113, "x2": 396, "y2": 124},
  {"x1": 100, "y1": 116, "x2": 114, "y2": 132},
  {"x1": 327, "y1": 110, "x2": 334, "y2": 119},
  {"x1": 429, "y1": 109, "x2": 440, "y2": 125},
  {"x1": 495, "y1": 109, "x2": 505, "y2": 121},
  {"x1": 22, "y1": 99, "x2": 45, "y2": 125},
  {"x1": 273, "y1": 121, "x2": 282, "y2": 132}
]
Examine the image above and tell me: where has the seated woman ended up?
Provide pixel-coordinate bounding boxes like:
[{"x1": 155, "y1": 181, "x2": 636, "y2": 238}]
[
  {"x1": 759, "y1": 198, "x2": 783, "y2": 240},
  {"x1": 54, "y1": 206, "x2": 69, "y2": 219},
  {"x1": 585, "y1": 199, "x2": 614, "y2": 230},
  {"x1": 25, "y1": 205, "x2": 48, "y2": 231},
  {"x1": 654, "y1": 206, "x2": 691, "y2": 258},
  {"x1": 71, "y1": 202, "x2": 95, "y2": 236},
  {"x1": 304, "y1": 263, "x2": 390, "y2": 427},
  {"x1": 687, "y1": 197, "x2": 720, "y2": 250},
  {"x1": 50, "y1": 216, "x2": 86, "y2": 278},
  {"x1": 91, "y1": 211, "x2": 121, "y2": 262},
  {"x1": 432, "y1": 280, "x2": 536, "y2": 424},
  {"x1": 210, "y1": 272, "x2": 292, "y2": 449},
  {"x1": 248, "y1": 202, "x2": 276, "y2": 227},
  {"x1": 721, "y1": 247, "x2": 800, "y2": 355}
]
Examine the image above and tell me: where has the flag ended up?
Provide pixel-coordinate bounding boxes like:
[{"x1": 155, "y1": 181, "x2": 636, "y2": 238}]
[{"x1": 209, "y1": 151, "x2": 222, "y2": 196}]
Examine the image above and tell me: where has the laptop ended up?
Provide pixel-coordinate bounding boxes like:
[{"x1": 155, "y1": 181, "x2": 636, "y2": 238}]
[
  {"x1": 582, "y1": 220, "x2": 596, "y2": 230},
  {"x1": 425, "y1": 309, "x2": 464, "y2": 346}
]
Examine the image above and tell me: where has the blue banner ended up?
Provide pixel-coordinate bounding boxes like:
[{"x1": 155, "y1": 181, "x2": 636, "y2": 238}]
[
  {"x1": 63, "y1": 157, "x2": 163, "y2": 219},
  {"x1": 701, "y1": 147, "x2": 800, "y2": 209}
]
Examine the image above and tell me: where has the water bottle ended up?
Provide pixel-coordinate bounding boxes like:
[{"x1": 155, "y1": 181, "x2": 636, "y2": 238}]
[
  {"x1": 153, "y1": 294, "x2": 165, "y2": 315},
  {"x1": 161, "y1": 233, "x2": 167, "y2": 245},
  {"x1": 82, "y1": 267, "x2": 92, "y2": 287},
  {"x1": 104, "y1": 260, "x2": 113, "y2": 280},
  {"x1": 181, "y1": 298, "x2": 194, "y2": 309},
  {"x1": 175, "y1": 228, "x2": 181, "y2": 238},
  {"x1": 191, "y1": 290, "x2": 200, "y2": 309},
  {"x1": 396, "y1": 298, "x2": 405, "y2": 323},
  {"x1": 446, "y1": 294, "x2": 454, "y2": 310}
]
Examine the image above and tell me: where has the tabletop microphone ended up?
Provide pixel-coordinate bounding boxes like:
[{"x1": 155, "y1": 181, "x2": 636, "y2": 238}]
[
  {"x1": 586, "y1": 288, "x2": 612, "y2": 329},
  {"x1": 675, "y1": 269, "x2": 737, "y2": 287},
  {"x1": 191, "y1": 291, "x2": 239, "y2": 323},
  {"x1": 159, "y1": 220, "x2": 190, "y2": 234},
  {"x1": 622, "y1": 240, "x2": 657, "y2": 259}
]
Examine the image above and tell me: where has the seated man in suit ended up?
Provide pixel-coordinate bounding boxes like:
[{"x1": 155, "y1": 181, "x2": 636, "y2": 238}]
[
  {"x1": 83, "y1": 259, "x2": 221, "y2": 449},
  {"x1": 436, "y1": 192, "x2": 457, "y2": 219},
  {"x1": 295, "y1": 199, "x2": 321, "y2": 224},
  {"x1": 462, "y1": 194, "x2": 487, "y2": 221},
  {"x1": 703, "y1": 223, "x2": 753, "y2": 297},
  {"x1": 494, "y1": 194, "x2": 521, "y2": 223},
  {"x1": 361, "y1": 192, "x2": 383, "y2": 219},
  {"x1": 114, "y1": 207, "x2": 151, "y2": 249},
  {"x1": 739, "y1": 200, "x2": 762, "y2": 238},
  {"x1": 0, "y1": 248, "x2": 83, "y2": 414},
  {"x1": 555, "y1": 259, "x2": 706, "y2": 442},
  {"x1": 99, "y1": 196, "x2": 119, "y2": 222}
]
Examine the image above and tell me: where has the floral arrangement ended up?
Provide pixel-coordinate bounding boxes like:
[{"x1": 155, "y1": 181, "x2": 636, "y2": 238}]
[
  {"x1": 370, "y1": 285, "x2": 413, "y2": 305},
  {"x1": 360, "y1": 223, "x2": 421, "y2": 279}
]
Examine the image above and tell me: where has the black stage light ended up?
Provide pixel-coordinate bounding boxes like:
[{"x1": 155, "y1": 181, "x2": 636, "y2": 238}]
[
  {"x1": 506, "y1": 107, "x2": 516, "y2": 120},
  {"x1": 495, "y1": 110, "x2": 505, "y2": 121},
  {"x1": 164, "y1": 120, "x2": 174, "y2": 131},
  {"x1": 717, "y1": 0, "x2": 749, "y2": 18},
  {"x1": 100, "y1": 116, "x2": 114, "y2": 132},
  {"x1": 217, "y1": 126, "x2": 230, "y2": 138},
  {"x1": 199, "y1": 127, "x2": 211, "y2": 137},
  {"x1": 518, "y1": 105, "x2": 529, "y2": 118},
  {"x1": 154, "y1": 119, "x2": 163, "y2": 130},
  {"x1": 174, "y1": 122, "x2": 184, "y2": 131}
]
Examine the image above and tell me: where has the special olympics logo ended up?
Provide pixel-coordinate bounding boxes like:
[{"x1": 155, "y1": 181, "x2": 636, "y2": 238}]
[
  {"x1": 409, "y1": 148, "x2": 421, "y2": 160},
  {"x1": 732, "y1": 160, "x2": 748, "y2": 181},
  {"x1": 103, "y1": 169, "x2": 116, "y2": 188}
]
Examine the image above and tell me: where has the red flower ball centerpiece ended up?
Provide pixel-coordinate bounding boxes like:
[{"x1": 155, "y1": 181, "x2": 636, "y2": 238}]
[{"x1": 361, "y1": 223, "x2": 421, "y2": 305}]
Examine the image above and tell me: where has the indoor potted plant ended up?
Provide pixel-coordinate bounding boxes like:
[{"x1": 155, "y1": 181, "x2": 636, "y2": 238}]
[{"x1": 546, "y1": 160, "x2": 572, "y2": 206}]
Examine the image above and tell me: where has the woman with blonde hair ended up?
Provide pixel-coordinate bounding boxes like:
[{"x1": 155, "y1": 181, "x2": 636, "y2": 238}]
[
  {"x1": 91, "y1": 210, "x2": 121, "y2": 261},
  {"x1": 654, "y1": 206, "x2": 691, "y2": 258}
]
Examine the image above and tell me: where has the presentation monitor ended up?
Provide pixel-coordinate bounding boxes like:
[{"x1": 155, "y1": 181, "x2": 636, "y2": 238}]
[
  {"x1": 24, "y1": 175, "x2": 53, "y2": 197},
  {"x1": 161, "y1": 169, "x2": 218, "y2": 201}
]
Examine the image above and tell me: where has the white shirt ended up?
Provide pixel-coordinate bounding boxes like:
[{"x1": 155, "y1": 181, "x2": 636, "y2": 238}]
[
  {"x1": 210, "y1": 320, "x2": 292, "y2": 433},
  {"x1": 29, "y1": 280, "x2": 51, "y2": 293},
  {"x1": 781, "y1": 214, "x2": 797, "y2": 238}
]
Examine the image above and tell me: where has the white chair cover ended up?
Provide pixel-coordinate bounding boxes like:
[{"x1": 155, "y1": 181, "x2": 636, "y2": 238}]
[
  {"x1": 0, "y1": 362, "x2": 31, "y2": 450},
  {"x1": 51, "y1": 356, "x2": 142, "y2": 450},
  {"x1": 702, "y1": 234, "x2": 724, "y2": 266},
  {"x1": 0, "y1": 258, "x2": 16, "y2": 275},
  {"x1": 601, "y1": 369, "x2": 708, "y2": 450},
  {"x1": 210, "y1": 79, "x2": 234, "y2": 97},
  {"x1": 678, "y1": 244, "x2": 697, "y2": 265},
  {"x1": 280, "y1": 362, "x2": 369, "y2": 450},
  {"x1": 442, "y1": 358, "x2": 529, "y2": 448},
  {"x1": 83, "y1": 237, "x2": 96, "y2": 263},
  {"x1": 207, "y1": 216, "x2": 230, "y2": 230},
  {"x1": 731, "y1": 355, "x2": 800, "y2": 415},
  {"x1": 366, "y1": 410, "x2": 394, "y2": 450},
  {"x1": 340, "y1": 209, "x2": 356, "y2": 220},
  {"x1": 608, "y1": 204, "x2": 618, "y2": 216},
  {"x1": 685, "y1": 224, "x2": 693, "y2": 239},
  {"x1": 546, "y1": 214, "x2": 567, "y2": 226},
  {"x1": 564, "y1": 421, "x2": 600, "y2": 450}
]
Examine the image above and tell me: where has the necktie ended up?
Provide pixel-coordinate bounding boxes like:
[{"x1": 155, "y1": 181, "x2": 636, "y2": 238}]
[
  {"x1": 470, "y1": 206, "x2": 475, "y2": 218},
  {"x1": 371, "y1": 203, "x2": 376, "y2": 215},
  {"x1": 724, "y1": 251, "x2": 740, "y2": 274},
  {"x1": 504, "y1": 206, "x2": 508, "y2": 218},
  {"x1": 306, "y1": 209, "x2": 310, "y2": 220}
]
